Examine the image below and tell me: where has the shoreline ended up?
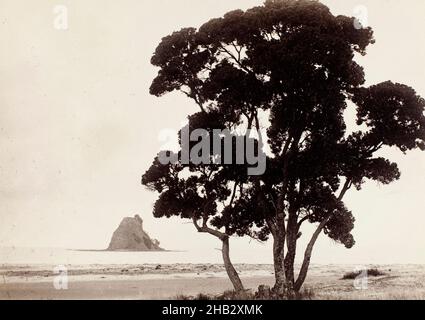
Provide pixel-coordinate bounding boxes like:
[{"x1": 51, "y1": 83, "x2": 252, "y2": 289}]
[
  {"x1": 1, "y1": 264, "x2": 425, "y2": 300},
  {"x1": 0, "y1": 263, "x2": 275, "y2": 284}
]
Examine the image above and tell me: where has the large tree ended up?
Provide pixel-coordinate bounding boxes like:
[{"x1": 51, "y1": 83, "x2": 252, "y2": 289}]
[{"x1": 144, "y1": 0, "x2": 425, "y2": 296}]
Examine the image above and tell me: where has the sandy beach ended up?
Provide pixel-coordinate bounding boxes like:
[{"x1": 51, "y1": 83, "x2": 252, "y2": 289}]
[
  {"x1": 0, "y1": 264, "x2": 273, "y2": 300},
  {"x1": 1, "y1": 263, "x2": 425, "y2": 300},
  {"x1": 0, "y1": 276, "x2": 274, "y2": 300}
]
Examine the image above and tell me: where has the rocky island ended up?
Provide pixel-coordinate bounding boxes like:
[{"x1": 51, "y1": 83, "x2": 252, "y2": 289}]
[{"x1": 107, "y1": 215, "x2": 163, "y2": 251}]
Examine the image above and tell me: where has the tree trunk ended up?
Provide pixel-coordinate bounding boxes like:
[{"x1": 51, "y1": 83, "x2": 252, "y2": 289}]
[
  {"x1": 272, "y1": 231, "x2": 286, "y2": 296},
  {"x1": 294, "y1": 220, "x2": 326, "y2": 292},
  {"x1": 284, "y1": 213, "x2": 298, "y2": 291},
  {"x1": 192, "y1": 218, "x2": 244, "y2": 293},
  {"x1": 284, "y1": 239, "x2": 296, "y2": 291},
  {"x1": 222, "y1": 237, "x2": 244, "y2": 292},
  {"x1": 295, "y1": 180, "x2": 352, "y2": 292}
]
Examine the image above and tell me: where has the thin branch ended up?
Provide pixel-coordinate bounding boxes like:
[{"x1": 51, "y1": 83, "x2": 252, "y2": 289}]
[
  {"x1": 296, "y1": 215, "x2": 310, "y2": 230},
  {"x1": 179, "y1": 88, "x2": 206, "y2": 113},
  {"x1": 229, "y1": 181, "x2": 238, "y2": 207},
  {"x1": 192, "y1": 216, "x2": 227, "y2": 241},
  {"x1": 337, "y1": 178, "x2": 352, "y2": 201},
  {"x1": 218, "y1": 44, "x2": 253, "y2": 75}
]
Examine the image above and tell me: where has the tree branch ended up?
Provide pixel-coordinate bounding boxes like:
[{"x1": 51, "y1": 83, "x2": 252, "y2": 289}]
[
  {"x1": 296, "y1": 215, "x2": 310, "y2": 230},
  {"x1": 218, "y1": 43, "x2": 253, "y2": 75},
  {"x1": 228, "y1": 181, "x2": 238, "y2": 207},
  {"x1": 294, "y1": 177, "x2": 352, "y2": 291},
  {"x1": 192, "y1": 216, "x2": 227, "y2": 241},
  {"x1": 179, "y1": 88, "x2": 206, "y2": 113}
]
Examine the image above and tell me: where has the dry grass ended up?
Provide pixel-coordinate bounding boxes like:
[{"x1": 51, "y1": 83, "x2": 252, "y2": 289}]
[
  {"x1": 341, "y1": 268, "x2": 386, "y2": 280},
  {"x1": 176, "y1": 290, "x2": 255, "y2": 300},
  {"x1": 308, "y1": 264, "x2": 425, "y2": 300},
  {"x1": 176, "y1": 264, "x2": 425, "y2": 300},
  {"x1": 176, "y1": 287, "x2": 316, "y2": 300}
]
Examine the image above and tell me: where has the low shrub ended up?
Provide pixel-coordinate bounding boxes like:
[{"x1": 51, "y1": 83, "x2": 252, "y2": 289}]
[{"x1": 341, "y1": 268, "x2": 386, "y2": 280}]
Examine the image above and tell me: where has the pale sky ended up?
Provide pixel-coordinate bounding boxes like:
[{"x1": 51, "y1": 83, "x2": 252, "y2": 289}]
[{"x1": 0, "y1": 0, "x2": 424, "y2": 264}]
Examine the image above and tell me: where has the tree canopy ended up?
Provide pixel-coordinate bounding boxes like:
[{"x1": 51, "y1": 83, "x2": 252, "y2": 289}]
[{"x1": 143, "y1": 0, "x2": 425, "y2": 295}]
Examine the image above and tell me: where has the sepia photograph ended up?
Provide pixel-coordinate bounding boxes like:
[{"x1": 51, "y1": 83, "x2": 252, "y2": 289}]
[{"x1": 1, "y1": 0, "x2": 425, "y2": 305}]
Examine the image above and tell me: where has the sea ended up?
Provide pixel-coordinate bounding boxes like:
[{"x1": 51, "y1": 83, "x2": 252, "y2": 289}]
[{"x1": 0, "y1": 246, "x2": 272, "y2": 266}]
